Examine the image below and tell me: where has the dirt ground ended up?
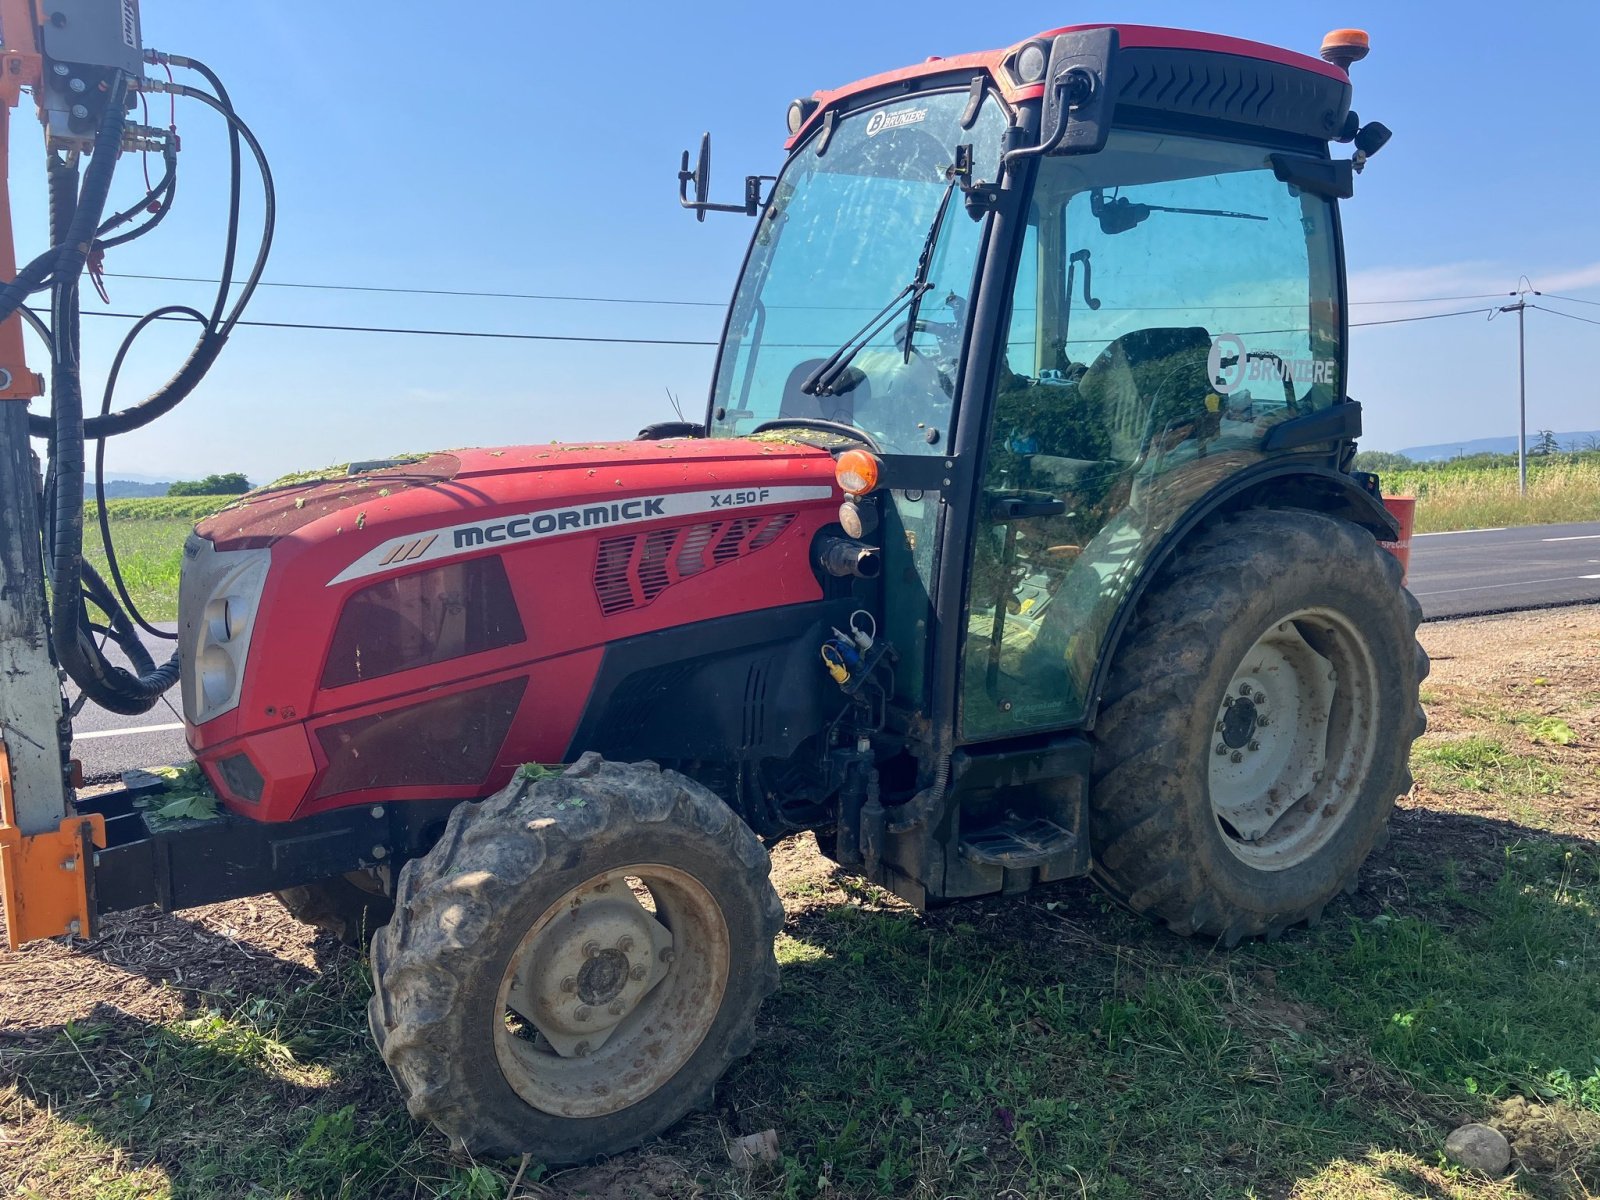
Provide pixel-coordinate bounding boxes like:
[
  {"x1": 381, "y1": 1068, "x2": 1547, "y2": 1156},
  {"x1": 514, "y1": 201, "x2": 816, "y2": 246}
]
[{"x1": 0, "y1": 604, "x2": 1597, "y2": 1199}]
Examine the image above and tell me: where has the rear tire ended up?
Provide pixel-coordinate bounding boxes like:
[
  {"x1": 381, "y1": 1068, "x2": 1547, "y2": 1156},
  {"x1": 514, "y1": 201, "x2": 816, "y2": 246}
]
[
  {"x1": 275, "y1": 870, "x2": 392, "y2": 948},
  {"x1": 368, "y1": 754, "x2": 784, "y2": 1161},
  {"x1": 1089, "y1": 509, "x2": 1428, "y2": 944}
]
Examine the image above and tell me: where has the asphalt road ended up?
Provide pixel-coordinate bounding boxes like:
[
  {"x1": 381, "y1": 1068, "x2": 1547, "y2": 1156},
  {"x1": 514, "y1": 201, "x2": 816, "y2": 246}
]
[
  {"x1": 68, "y1": 623, "x2": 187, "y2": 785},
  {"x1": 59, "y1": 519, "x2": 1600, "y2": 782},
  {"x1": 1405, "y1": 519, "x2": 1600, "y2": 620}
]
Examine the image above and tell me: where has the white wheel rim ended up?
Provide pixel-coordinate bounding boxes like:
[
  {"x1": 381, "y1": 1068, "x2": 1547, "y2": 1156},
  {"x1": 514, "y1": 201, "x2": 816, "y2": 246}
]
[
  {"x1": 1207, "y1": 608, "x2": 1379, "y2": 871},
  {"x1": 493, "y1": 864, "x2": 729, "y2": 1118}
]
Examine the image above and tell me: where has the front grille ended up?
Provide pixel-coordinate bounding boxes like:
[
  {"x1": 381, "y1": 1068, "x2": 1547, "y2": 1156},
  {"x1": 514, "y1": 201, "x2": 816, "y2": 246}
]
[{"x1": 592, "y1": 513, "x2": 797, "y2": 615}]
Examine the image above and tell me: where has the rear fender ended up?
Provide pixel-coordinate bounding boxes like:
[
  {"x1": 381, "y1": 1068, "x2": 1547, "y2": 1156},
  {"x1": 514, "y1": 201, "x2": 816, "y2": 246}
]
[{"x1": 1083, "y1": 460, "x2": 1398, "y2": 729}]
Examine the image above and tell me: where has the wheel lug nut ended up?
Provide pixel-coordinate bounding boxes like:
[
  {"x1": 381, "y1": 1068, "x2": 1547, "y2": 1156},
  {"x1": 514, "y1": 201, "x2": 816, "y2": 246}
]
[
  {"x1": 659, "y1": 947, "x2": 676, "y2": 965},
  {"x1": 1253, "y1": 691, "x2": 1265, "y2": 704},
  {"x1": 575, "y1": 1006, "x2": 591, "y2": 1022},
  {"x1": 630, "y1": 963, "x2": 648, "y2": 980},
  {"x1": 1247, "y1": 740, "x2": 1260, "y2": 752},
  {"x1": 1215, "y1": 743, "x2": 1228, "y2": 755},
  {"x1": 574, "y1": 1041, "x2": 591, "y2": 1057},
  {"x1": 608, "y1": 1001, "x2": 625, "y2": 1016},
  {"x1": 1239, "y1": 683, "x2": 1252, "y2": 696},
  {"x1": 560, "y1": 976, "x2": 577, "y2": 993},
  {"x1": 616, "y1": 936, "x2": 635, "y2": 953},
  {"x1": 1230, "y1": 751, "x2": 1243, "y2": 763},
  {"x1": 582, "y1": 940, "x2": 601, "y2": 959},
  {"x1": 1223, "y1": 696, "x2": 1234, "y2": 708},
  {"x1": 1215, "y1": 721, "x2": 1225, "y2": 733},
  {"x1": 1257, "y1": 716, "x2": 1270, "y2": 727}
]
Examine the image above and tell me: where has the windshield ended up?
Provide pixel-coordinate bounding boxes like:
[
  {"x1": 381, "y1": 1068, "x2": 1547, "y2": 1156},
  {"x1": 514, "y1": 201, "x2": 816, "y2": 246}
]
[{"x1": 709, "y1": 89, "x2": 1009, "y2": 454}]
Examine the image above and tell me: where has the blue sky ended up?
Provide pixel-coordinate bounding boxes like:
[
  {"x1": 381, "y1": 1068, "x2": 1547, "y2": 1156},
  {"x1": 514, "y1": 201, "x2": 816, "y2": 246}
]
[{"x1": 17, "y1": 1, "x2": 1600, "y2": 482}]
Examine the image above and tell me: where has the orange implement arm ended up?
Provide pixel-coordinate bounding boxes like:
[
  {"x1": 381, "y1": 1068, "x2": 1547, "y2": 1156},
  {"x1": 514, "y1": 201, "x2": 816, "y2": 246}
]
[
  {"x1": 0, "y1": 0, "x2": 43, "y2": 401},
  {"x1": 0, "y1": 741, "x2": 105, "y2": 949}
]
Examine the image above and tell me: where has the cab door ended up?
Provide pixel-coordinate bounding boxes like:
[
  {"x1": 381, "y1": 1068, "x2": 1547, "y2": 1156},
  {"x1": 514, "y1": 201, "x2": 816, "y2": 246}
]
[{"x1": 960, "y1": 130, "x2": 1345, "y2": 741}]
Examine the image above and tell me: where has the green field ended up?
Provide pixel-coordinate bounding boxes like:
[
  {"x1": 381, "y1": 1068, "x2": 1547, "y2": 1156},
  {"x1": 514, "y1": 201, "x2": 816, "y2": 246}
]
[
  {"x1": 85, "y1": 455, "x2": 1600, "y2": 627},
  {"x1": 1383, "y1": 460, "x2": 1600, "y2": 534},
  {"x1": 83, "y1": 516, "x2": 191, "y2": 625}
]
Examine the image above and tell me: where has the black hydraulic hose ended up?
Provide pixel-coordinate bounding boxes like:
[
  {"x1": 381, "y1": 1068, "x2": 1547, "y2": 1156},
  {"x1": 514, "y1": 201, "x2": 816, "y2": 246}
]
[
  {"x1": 166, "y1": 57, "x2": 241, "y2": 333},
  {"x1": 92, "y1": 305, "x2": 206, "y2": 641},
  {"x1": 167, "y1": 79, "x2": 274, "y2": 338},
  {"x1": 96, "y1": 138, "x2": 178, "y2": 249},
  {"x1": 29, "y1": 78, "x2": 275, "y2": 442},
  {"x1": 47, "y1": 74, "x2": 181, "y2": 714}
]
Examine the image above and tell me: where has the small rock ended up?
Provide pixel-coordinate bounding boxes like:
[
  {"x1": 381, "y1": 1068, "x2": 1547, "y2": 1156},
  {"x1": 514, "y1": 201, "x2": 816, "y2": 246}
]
[
  {"x1": 728, "y1": 1128, "x2": 780, "y2": 1169},
  {"x1": 1444, "y1": 1123, "x2": 1511, "y2": 1175}
]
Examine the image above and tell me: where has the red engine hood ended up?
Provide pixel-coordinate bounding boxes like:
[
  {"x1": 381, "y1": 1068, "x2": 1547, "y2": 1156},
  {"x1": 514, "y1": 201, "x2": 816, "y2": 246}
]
[{"x1": 197, "y1": 438, "x2": 838, "y2": 552}]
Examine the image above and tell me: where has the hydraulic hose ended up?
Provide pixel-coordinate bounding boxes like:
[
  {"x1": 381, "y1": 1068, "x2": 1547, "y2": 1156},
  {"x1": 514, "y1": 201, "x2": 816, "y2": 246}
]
[
  {"x1": 46, "y1": 73, "x2": 182, "y2": 714},
  {"x1": 25, "y1": 74, "x2": 274, "y2": 442}
]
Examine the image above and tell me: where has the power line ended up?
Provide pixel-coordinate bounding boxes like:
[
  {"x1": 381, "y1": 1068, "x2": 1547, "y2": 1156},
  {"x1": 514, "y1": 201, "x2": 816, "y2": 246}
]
[
  {"x1": 14, "y1": 300, "x2": 1503, "y2": 348},
  {"x1": 99, "y1": 269, "x2": 1512, "y2": 311},
  {"x1": 101, "y1": 271, "x2": 728, "y2": 309},
  {"x1": 1532, "y1": 304, "x2": 1600, "y2": 327},
  {"x1": 1350, "y1": 306, "x2": 1498, "y2": 328},
  {"x1": 1544, "y1": 293, "x2": 1600, "y2": 308},
  {"x1": 34, "y1": 307, "x2": 719, "y2": 347},
  {"x1": 34, "y1": 302, "x2": 1496, "y2": 346},
  {"x1": 1350, "y1": 292, "x2": 1505, "y2": 306}
]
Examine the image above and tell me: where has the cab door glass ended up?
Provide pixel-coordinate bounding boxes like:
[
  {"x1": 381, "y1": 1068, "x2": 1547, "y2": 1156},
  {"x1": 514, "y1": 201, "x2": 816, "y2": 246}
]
[{"x1": 962, "y1": 132, "x2": 1343, "y2": 740}]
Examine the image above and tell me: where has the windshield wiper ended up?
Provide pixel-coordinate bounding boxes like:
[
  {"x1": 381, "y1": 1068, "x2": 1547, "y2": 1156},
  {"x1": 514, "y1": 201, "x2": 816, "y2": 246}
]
[
  {"x1": 1092, "y1": 190, "x2": 1266, "y2": 235},
  {"x1": 803, "y1": 170, "x2": 961, "y2": 396}
]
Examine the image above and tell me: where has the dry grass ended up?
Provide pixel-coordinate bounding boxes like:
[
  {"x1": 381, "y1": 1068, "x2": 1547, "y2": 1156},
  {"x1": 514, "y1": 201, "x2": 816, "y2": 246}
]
[{"x1": 1385, "y1": 461, "x2": 1600, "y2": 533}]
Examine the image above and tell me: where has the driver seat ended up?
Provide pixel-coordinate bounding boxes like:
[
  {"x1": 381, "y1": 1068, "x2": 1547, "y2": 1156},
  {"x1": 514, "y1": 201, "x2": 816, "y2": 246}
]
[{"x1": 1075, "y1": 327, "x2": 1211, "y2": 461}]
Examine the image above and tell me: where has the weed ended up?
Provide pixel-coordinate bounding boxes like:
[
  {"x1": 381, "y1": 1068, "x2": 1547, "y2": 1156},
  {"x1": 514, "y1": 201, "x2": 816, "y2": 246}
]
[{"x1": 1413, "y1": 736, "x2": 1562, "y2": 796}]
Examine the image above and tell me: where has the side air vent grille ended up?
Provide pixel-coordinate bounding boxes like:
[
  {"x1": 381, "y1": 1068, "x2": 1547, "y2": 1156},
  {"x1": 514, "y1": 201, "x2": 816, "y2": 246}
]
[{"x1": 593, "y1": 513, "x2": 798, "y2": 615}]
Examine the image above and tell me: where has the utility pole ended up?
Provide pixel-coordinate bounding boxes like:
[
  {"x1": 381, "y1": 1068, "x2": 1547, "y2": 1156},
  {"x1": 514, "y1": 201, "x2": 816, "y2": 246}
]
[{"x1": 1499, "y1": 282, "x2": 1541, "y2": 496}]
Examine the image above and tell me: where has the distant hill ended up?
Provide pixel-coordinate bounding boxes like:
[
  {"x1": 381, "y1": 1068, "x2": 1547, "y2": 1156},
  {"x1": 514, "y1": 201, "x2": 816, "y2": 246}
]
[
  {"x1": 1398, "y1": 431, "x2": 1600, "y2": 461},
  {"x1": 88, "y1": 479, "x2": 171, "y2": 499}
]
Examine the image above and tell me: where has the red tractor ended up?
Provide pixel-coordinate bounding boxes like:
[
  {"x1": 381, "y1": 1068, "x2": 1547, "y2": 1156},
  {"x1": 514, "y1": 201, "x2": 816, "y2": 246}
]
[{"x1": 0, "y1": 14, "x2": 1422, "y2": 1163}]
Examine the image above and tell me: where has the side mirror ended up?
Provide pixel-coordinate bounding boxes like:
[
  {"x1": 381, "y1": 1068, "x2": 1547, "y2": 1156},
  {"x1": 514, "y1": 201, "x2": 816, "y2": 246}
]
[
  {"x1": 1004, "y1": 27, "x2": 1119, "y2": 171},
  {"x1": 677, "y1": 132, "x2": 775, "y2": 222},
  {"x1": 1040, "y1": 27, "x2": 1119, "y2": 156}
]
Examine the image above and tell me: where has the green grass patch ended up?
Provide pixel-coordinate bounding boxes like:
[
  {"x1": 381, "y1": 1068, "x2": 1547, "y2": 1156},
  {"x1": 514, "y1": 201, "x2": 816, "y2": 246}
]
[
  {"x1": 1271, "y1": 841, "x2": 1600, "y2": 1113},
  {"x1": 81, "y1": 516, "x2": 189, "y2": 625},
  {"x1": 100, "y1": 496, "x2": 236, "y2": 521},
  {"x1": 1413, "y1": 736, "x2": 1563, "y2": 797}
]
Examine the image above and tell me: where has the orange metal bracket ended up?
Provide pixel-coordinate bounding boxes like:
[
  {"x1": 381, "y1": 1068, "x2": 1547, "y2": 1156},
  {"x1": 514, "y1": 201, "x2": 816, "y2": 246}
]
[
  {"x1": 0, "y1": 0, "x2": 44, "y2": 402},
  {"x1": 0, "y1": 740, "x2": 105, "y2": 950}
]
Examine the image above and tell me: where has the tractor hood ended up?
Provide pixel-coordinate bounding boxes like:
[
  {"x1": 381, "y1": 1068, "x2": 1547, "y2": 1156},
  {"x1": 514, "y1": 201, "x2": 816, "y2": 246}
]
[
  {"x1": 181, "y1": 435, "x2": 851, "y2": 816},
  {"x1": 195, "y1": 437, "x2": 840, "y2": 555}
]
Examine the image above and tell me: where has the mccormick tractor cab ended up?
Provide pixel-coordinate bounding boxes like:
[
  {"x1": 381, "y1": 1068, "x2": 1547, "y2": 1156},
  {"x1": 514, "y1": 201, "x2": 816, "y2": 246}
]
[{"x1": 52, "y1": 22, "x2": 1419, "y2": 1162}]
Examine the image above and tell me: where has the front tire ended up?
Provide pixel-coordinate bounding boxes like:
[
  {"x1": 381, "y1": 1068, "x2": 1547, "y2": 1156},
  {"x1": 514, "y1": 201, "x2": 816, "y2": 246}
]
[
  {"x1": 1089, "y1": 509, "x2": 1428, "y2": 944},
  {"x1": 368, "y1": 755, "x2": 784, "y2": 1161}
]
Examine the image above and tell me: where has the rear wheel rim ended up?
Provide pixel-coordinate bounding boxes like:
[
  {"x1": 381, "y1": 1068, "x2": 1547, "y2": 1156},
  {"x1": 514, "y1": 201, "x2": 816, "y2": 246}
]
[
  {"x1": 493, "y1": 864, "x2": 730, "y2": 1118},
  {"x1": 1207, "y1": 607, "x2": 1379, "y2": 871}
]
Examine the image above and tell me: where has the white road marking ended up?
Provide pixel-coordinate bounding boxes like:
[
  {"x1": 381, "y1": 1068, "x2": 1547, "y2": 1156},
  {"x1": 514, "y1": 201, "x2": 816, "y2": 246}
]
[
  {"x1": 74, "y1": 722, "x2": 185, "y2": 741},
  {"x1": 1412, "y1": 528, "x2": 1505, "y2": 537},
  {"x1": 1411, "y1": 575, "x2": 1594, "y2": 597},
  {"x1": 1543, "y1": 534, "x2": 1600, "y2": 542}
]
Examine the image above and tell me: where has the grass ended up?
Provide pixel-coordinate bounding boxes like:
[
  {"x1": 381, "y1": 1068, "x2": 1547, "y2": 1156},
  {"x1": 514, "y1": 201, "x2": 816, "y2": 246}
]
[
  {"x1": 1384, "y1": 460, "x2": 1600, "y2": 533},
  {"x1": 81, "y1": 516, "x2": 190, "y2": 625},
  {"x1": 6, "y1": 828, "x2": 1597, "y2": 1198},
  {"x1": 101, "y1": 497, "x2": 239, "y2": 521},
  {"x1": 1414, "y1": 737, "x2": 1564, "y2": 797}
]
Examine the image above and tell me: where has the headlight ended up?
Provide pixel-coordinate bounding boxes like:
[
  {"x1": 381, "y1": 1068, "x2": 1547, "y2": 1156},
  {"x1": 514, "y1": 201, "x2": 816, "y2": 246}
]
[{"x1": 179, "y1": 537, "x2": 271, "y2": 725}]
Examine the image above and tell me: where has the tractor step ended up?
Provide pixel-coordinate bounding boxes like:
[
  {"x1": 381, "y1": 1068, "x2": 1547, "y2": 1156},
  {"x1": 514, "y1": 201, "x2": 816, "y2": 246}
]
[{"x1": 959, "y1": 813, "x2": 1080, "y2": 869}]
